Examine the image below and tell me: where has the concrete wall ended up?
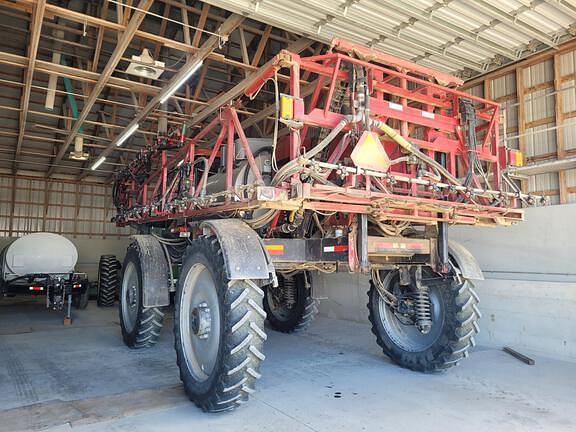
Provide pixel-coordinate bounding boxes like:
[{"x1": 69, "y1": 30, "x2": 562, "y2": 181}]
[
  {"x1": 315, "y1": 204, "x2": 576, "y2": 362},
  {"x1": 0, "y1": 236, "x2": 130, "y2": 281}
]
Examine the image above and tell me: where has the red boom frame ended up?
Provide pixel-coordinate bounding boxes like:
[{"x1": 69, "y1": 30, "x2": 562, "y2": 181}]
[{"x1": 114, "y1": 39, "x2": 531, "y2": 228}]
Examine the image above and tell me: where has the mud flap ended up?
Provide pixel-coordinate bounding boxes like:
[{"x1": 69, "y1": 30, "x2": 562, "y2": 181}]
[
  {"x1": 201, "y1": 219, "x2": 276, "y2": 284},
  {"x1": 448, "y1": 240, "x2": 484, "y2": 281},
  {"x1": 130, "y1": 235, "x2": 171, "y2": 307}
]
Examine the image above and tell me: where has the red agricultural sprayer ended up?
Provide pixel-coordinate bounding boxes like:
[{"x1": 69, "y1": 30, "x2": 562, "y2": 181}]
[{"x1": 106, "y1": 39, "x2": 538, "y2": 412}]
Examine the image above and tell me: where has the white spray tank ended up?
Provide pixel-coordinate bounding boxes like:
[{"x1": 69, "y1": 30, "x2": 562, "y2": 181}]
[{"x1": 1, "y1": 233, "x2": 78, "y2": 282}]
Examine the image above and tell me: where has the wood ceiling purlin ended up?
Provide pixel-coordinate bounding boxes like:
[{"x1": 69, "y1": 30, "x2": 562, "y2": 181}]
[{"x1": 0, "y1": 0, "x2": 314, "y2": 179}]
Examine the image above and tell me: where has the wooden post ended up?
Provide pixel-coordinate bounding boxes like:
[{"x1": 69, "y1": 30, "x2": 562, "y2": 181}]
[
  {"x1": 515, "y1": 67, "x2": 528, "y2": 193},
  {"x1": 553, "y1": 53, "x2": 568, "y2": 204}
]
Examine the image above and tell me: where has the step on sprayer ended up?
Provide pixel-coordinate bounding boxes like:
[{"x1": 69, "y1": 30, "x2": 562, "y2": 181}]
[{"x1": 104, "y1": 39, "x2": 542, "y2": 412}]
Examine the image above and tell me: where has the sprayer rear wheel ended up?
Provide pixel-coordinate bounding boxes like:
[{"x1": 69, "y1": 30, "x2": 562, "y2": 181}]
[
  {"x1": 368, "y1": 269, "x2": 480, "y2": 372},
  {"x1": 264, "y1": 272, "x2": 318, "y2": 333}
]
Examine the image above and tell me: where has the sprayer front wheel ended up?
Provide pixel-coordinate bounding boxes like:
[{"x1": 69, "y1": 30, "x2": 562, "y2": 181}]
[{"x1": 174, "y1": 236, "x2": 267, "y2": 412}]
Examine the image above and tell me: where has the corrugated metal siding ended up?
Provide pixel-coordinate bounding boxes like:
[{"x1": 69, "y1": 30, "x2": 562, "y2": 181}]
[
  {"x1": 469, "y1": 47, "x2": 576, "y2": 204},
  {"x1": 560, "y1": 80, "x2": 576, "y2": 113},
  {"x1": 503, "y1": 101, "x2": 519, "y2": 130},
  {"x1": 524, "y1": 87, "x2": 555, "y2": 123},
  {"x1": 525, "y1": 123, "x2": 557, "y2": 157},
  {"x1": 528, "y1": 173, "x2": 560, "y2": 204},
  {"x1": 562, "y1": 117, "x2": 576, "y2": 151},
  {"x1": 520, "y1": 58, "x2": 561, "y2": 203},
  {"x1": 204, "y1": 0, "x2": 575, "y2": 76},
  {"x1": 0, "y1": 175, "x2": 129, "y2": 238},
  {"x1": 464, "y1": 84, "x2": 483, "y2": 99},
  {"x1": 523, "y1": 59, "x2": 554, "y2": 88},
  {"x1": 560, "y1": 51, "x2": 576, "y2": 76},
  {"x1": 491, "y1": 73, "x2": 516, "y2": 98}
]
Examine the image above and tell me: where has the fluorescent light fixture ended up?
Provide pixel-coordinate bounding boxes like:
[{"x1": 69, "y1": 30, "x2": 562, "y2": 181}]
[
  {"x1": 160, "y1": 60, "x2": 204, "y2": 104},
  {"x1": 91, "y1": 156, "x2": 106, "y2": 170},
  {"x1": 116, "y1": 123, "x2": 139, "y2": 147}
]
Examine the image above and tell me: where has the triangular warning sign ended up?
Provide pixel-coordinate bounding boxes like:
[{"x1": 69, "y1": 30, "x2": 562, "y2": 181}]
[{"x1": 350, "y1": 131, "x2": 390, "y2": 172}]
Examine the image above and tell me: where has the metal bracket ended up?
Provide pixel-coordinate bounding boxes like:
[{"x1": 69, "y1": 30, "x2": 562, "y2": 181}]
[{"x1": 357, "y1": 214, "x2": 369, "y2": 273}]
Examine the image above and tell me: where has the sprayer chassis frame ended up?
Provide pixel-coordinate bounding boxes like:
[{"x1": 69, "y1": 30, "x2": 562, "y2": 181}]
[{"x1": 115, "y1": 40, "x2": 525, "y2": 231}]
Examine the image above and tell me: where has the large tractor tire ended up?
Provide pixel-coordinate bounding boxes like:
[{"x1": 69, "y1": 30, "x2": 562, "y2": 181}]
[
  {"x1": 174, "y1": 236, "x2": 267, "y2": 412},
  {"x1": 367, "y1": 268, "x2": 480, "y2": 372},
  {"x1": 119, "y1": 244, "x2": 165, "y2": 349},
  {"x1": 97, "y1": 255, "x2": 119, "y2": 307},
  {"x1": 264, "y1": 272, "x2": 318, "y2": 333}
]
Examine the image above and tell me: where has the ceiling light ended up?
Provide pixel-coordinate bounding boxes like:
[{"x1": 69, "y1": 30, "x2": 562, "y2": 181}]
[
  {"x1": 116, "y1": 123, "x2": 139, "y2": 147},
  {"x1": 160, "y1": 60, "x2": 203, "y2": 104},
  {"x1": 91, "y1": 156, "x2": 106, "y2": 170},
  {"x1": 125, "y1": 48, "x2": 165, "y2": 80}
]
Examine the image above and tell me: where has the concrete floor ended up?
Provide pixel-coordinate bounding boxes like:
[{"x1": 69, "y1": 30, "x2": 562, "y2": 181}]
[{"x1": 1, "y1": 298, "x2": 575, "y2": 432}]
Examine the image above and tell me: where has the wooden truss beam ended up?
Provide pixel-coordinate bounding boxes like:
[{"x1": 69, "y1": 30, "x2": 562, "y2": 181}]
[
  {"x1": 188, "y1": 37, "x2": 313, "y2": 129},
  {"x1": 14, "y1": 0, "x2": 46, "y2": 172},
  {"x1": 79, "y1": 13, "x2": 245, "y2": 180},
  {"x1": 46, "y1": 0, "x2": 154, "y2": 177}
]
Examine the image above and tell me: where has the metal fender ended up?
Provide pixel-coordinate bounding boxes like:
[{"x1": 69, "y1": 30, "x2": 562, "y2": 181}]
[
  {"x1": 448, "y1": 240, "x2": 484, "y2": 281},
  {"x1": 129, "y1": 235, "x2": 171, "y2": 307},
  {"x1": 201, "y1": 219, "x2": 275, "y2": 282}
]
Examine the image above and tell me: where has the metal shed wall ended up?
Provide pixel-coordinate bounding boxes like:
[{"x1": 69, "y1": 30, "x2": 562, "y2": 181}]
[
  {"x1": 0, "y1": 174, "x2": 129, "y2": 238},
  {"x1": 463, "y1": 39, "x2": 576, "y2": 205}
]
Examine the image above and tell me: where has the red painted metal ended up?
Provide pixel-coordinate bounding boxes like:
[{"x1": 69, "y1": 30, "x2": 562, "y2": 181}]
[{"x1": 112, "y1": 40, "x2": 526, "y2": 230}]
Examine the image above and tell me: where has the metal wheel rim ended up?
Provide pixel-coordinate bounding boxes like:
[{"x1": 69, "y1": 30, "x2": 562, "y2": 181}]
[
  {"x1": 180, "y1": 262, "x2": 221, "y2": 382},
  {"x1": 377, "y1": 271, "x2": 445, "y2": 352},
  {"x1": 121, "y1": 261, "x2": 139, "y2": 332}
]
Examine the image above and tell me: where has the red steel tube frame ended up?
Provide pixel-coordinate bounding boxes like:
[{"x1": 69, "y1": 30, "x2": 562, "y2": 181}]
[{"x1": 114, "y1": 41, "x2": 523, "y2": 228}]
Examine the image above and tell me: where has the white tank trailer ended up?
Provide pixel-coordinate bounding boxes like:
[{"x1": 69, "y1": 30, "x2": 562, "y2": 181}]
[{"x1": 0, "y1": 233, "x2": 89, "y2": 319}]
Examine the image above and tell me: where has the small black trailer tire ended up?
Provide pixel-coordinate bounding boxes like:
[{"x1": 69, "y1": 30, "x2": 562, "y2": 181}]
[{"x1": 74, "y1": 289, "x2": 89, "y2": 309}]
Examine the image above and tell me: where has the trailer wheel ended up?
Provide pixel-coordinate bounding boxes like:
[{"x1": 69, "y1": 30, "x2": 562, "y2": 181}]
[
  {"x1": 367, "y1": 269, "x2": 480, "y2": 372},
  {"x1": 175, "y1": 236, "x2": 267, "y2": 412},
  {"x1": 264, "y1": 272, "x2": 318, "y2": 333},
  {"x1": 74, "y1": 289, "x2": 89, "y2": 309},
  {"x1": 119, "y1": 246, "x2": 165, "y2": 348},
  {"x1": 97, "y1": 255, "x2": 119, "y2": 307}
]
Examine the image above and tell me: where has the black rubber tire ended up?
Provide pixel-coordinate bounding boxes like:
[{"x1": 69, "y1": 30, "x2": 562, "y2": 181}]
[
  {"x1": 97, "y1": 255, "x2": 119, "y2": 307},
  {"x1": 175, "y1": 236, "x2": 267, "y2": 412},
  {"x1": 368, "y1": 270, "x2": 480, "y2": 372},
  {"x1": 120, "y1": 246, "x2": 165, "y2": 349},
  {"x1": 263, "y1": 272, "x2": 318, "y2": 333},
  {"x1": 74, "y1": 289, "x2": 89, "y2": 309}
]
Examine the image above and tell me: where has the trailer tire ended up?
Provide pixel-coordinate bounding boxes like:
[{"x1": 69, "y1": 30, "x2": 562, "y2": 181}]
[
  {"x1": 74, "y1": 289, "x2": 89, "y2": 309},
  {"x1": 264, "y1": 272, "x2": 318, "y2": 333},
  {"x1": 120, "y1": 246, "x2": 165, "y2": 348},
  {"x1": 367, "y1": 269, "x2": 480, "y2": 372},
  {"x1": 175, "y1": 236, "x2": 267, "y2": 412},
  {"x1": 97, "y1": 255, "x2": 119, "y2": 307}
]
